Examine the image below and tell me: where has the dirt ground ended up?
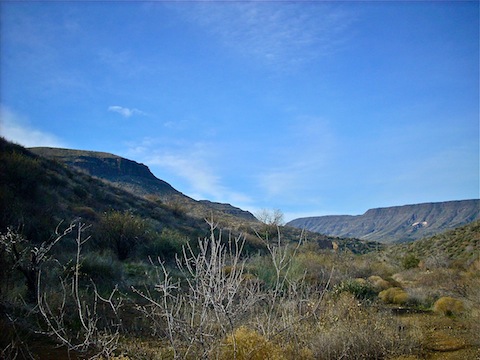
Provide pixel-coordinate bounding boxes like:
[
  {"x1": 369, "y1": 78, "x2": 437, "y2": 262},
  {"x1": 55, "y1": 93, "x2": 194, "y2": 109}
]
[{"x1": 389, "y1": 311, "x2": 480, "y2": 360}]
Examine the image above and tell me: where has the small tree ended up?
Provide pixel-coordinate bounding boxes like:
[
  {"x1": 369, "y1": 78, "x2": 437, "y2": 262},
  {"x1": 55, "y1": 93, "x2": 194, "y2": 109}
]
[
  {"x1": 402, "y1": 253, "x2": 420, "y2": 270},
  {"x1": 255, "y1": 209, "x2": 285, "y2": 240}
]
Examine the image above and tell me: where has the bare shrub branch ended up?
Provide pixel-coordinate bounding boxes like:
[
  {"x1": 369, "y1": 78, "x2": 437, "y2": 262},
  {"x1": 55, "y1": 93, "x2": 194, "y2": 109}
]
[{"x1": 37, "y1": 221, "x2": 122, "y2": 359}]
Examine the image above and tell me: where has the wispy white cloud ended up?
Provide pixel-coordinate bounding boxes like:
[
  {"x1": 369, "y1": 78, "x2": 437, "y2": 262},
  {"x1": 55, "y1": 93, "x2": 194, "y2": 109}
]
[
  {"x1": 125, "y1": 138, "x2": 253, "y2": 206},
  {"x1": 179, "y1": 3, "x2": 354, "y2": 69},
  {"x1": 0, "y1": 105, "x2": 67, "y2": 148},
  {"x1": 108, "y1": 105, "x2": 146, "y2": 118}
]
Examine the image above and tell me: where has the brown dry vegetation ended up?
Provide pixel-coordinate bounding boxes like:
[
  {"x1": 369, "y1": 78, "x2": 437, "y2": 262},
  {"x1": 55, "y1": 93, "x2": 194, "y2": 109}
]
[{"x1": 1, "y1": 219, "x2": 478, "y2": 359}]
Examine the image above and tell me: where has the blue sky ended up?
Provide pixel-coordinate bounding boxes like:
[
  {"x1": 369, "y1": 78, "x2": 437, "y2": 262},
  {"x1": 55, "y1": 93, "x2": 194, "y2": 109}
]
[{"x1": 1, "y1": 1, "x2": 478, "y2": 221}]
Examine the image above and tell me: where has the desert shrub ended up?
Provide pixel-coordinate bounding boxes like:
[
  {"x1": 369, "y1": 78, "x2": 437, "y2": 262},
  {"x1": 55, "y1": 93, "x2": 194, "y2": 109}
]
[
  {"x1": 402, "y1": 253, "x2": 420, "y2": 269},
  {"x1": 289, "y1": 251, "x2": 336, "y2": 288},
  {"x1": 405, "y1": 287, "x2": 440, "y2": 309},
  {"x1": 415, "y1": 268, "x2": 464, "y2": 296},
  {"x1": 0, "y1": 151, "x2": 42, "y2": 200},
  {"x1": 96, "y1": 211, "x2": 152, "y2": 260},
  {"x1": 243, "y1": 233, "x2": 267, "y2": 254},
  {"x1": 248, "y1": 254, "x2": 278, "y2": 289},
  {"x1": 368, "y1": 275, "x2": 391, "y2": 291},
  {"x1": 165, "y1": 199, "x2": 186, "y2": 218},
  {"x1": 0, "y1": 149, "x2": 57, "y2": 242},
  {"x1": 73, "y1": 206, "x2": 98, "y2": 221},
  {"x1": 334, "y1": 279, "x2": 377, "y2": 301},
  {"x1": 216, "y1": 326, "x2": 286, "y2": 360},
  {"x1": 433, "y1": 296, "x2": 464, "y2": 316},
  {"x1": 133, "y1": 221, "x2": 258, "y2": 359},
  {"x1": 379, "y1": 287, "x2": 409, "y2": 305}
]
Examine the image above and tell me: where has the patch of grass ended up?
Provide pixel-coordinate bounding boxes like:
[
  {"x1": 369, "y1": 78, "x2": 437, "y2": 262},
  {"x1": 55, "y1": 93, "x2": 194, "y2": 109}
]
[{"x1": 334, "y1": 279, "x2": 377, "y2": 301}]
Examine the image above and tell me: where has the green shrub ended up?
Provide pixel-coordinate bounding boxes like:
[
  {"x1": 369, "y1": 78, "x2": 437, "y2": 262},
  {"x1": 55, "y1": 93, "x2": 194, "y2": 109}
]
[
  {"x1": 368, "y1": 275, "x2": 390, "y2": 291},
  {"x1": 96, "y1": 211, "x2": 152, "y2": 260},
  {"x1": 142, "y1": 228, "x2": 187, "y2": 260},
  {"x1": 311, "y1": 293, "x2": 420, "y2": 359},
  {"x1": 433, "y1": 296, "x2": 464, "y2": 316},
  {"x1": 334, "y1": 279, "x2": 377, "y2": 301},
  {"x1": 80, "y1": 252, "x2": 122, "y2": 284},
  {"x1": 402, "y1": 253, "x2": 420, "y2": 269}
]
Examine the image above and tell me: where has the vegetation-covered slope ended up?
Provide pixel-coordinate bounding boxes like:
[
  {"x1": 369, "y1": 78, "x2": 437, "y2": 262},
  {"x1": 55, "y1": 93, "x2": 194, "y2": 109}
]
[
  {"x1": 389, "y1": 219, "x2": 480, "y2": 268},
  {"x1": 1, "y1": 138, "x2": 209, "y2": 244},
  {"x1": 288, "y1": 200, "x2": 480, "y2": 243}
]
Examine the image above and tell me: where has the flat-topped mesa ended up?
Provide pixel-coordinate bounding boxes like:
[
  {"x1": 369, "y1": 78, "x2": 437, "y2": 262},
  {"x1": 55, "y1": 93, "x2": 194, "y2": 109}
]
[{"x1": 287, "y1": 200, "x2": 480, "y2": 243}]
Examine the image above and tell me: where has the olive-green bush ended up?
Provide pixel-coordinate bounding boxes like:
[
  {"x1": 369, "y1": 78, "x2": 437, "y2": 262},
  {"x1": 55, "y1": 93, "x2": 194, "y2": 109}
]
[
  {"x1": 96, "y1": 211, "x2": 152, "y2": 260},
  {"x1": 433, "y1": 296, "x2": 464, "y2": 316},
  {"x1": 379, "y1": 287, "x2": 409, "y2": 305}
]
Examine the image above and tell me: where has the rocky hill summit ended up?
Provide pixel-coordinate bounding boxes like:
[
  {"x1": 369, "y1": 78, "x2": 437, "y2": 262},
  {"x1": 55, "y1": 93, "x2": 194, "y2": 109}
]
[
  {"x1": 287, "y1": 200, "x2": 480, "y2": 243},
  {"x1": 30, "y1": 147, "x2": 257, "y2": 222}
]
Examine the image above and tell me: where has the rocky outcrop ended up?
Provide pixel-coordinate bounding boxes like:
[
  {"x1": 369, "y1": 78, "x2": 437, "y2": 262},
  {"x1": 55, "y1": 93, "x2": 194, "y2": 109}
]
[{"x1": 287, "y1": 200, "x2": 480, "y2": 243}]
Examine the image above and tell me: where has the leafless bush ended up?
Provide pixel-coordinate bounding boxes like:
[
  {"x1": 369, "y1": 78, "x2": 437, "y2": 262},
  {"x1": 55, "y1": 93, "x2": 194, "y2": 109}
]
[
  {"x1": 37, "y1": 221, "x2": 122, "y2": 359},
  {"x1": 133, "y1": 218, "x2": 260, "y2": 359}
]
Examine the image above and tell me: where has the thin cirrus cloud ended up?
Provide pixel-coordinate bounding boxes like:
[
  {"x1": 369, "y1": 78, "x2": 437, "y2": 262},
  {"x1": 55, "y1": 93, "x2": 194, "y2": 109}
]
[
  {"x1": 108, "y1": 105, "x2": 146, "y2": 118},
  {"x1": 178, "y1": 2, "x2": 353, "y2": 68}
]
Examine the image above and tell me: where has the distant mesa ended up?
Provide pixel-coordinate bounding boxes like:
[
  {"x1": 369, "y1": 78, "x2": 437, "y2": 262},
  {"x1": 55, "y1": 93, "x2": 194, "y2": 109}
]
[{"x1": 287, "y1": 200, "x2": 480, "y2": 243}]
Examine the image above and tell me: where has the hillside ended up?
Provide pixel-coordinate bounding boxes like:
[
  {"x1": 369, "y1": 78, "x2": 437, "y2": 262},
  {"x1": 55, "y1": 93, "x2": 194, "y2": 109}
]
[
  {"x1": 287, "y1": 200, "x2": 480, "y2": 243},
  {"x1": 391, "y1": 219, "x2": 480, "y2": 266},
  {"x1": 29, "y1": 146, "x2": 257, "y2": 223},
  {"x1": 1, "y1": 138, "x2": 209, "y2": 244}
]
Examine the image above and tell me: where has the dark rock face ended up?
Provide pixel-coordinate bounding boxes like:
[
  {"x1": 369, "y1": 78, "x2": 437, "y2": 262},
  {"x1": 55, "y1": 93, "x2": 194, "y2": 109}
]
[
  {"x1": 287, "y1": 200, "x2": 480, "y2": 243},
  {"x1": 29, "y1": 147, "x2": 179, "y2": 197},
  {"x1": 69, "y1": 155, "x2": 179, "y2": 196},
  {"x1": 73, "y1": 155, "x2": 155, "y2": 179}
]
